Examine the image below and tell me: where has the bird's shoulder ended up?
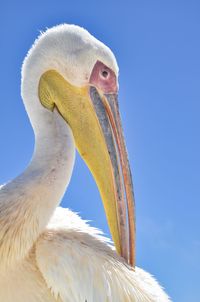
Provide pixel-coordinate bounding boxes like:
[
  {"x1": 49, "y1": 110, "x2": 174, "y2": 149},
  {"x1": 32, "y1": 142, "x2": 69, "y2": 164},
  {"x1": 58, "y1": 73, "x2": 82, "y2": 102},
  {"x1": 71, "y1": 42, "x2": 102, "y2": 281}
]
[{"x1": 35, "y1": 207, "x2": 170, "y2": 302}]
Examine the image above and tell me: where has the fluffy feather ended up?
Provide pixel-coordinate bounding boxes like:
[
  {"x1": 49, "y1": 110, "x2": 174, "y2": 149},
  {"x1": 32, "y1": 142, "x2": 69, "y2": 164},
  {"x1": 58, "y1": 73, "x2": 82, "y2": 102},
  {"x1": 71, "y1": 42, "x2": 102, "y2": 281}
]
[{"x1": 36, "y1": 207, "x2": 170, "y2": 302}]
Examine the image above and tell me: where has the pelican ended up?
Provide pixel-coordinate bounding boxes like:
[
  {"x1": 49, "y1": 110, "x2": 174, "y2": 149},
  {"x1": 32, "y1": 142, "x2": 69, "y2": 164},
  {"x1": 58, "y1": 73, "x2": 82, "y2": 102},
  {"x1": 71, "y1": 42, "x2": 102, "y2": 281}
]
[{"x1": 0, "y1": 24, "x2": 170, "y2": 302}]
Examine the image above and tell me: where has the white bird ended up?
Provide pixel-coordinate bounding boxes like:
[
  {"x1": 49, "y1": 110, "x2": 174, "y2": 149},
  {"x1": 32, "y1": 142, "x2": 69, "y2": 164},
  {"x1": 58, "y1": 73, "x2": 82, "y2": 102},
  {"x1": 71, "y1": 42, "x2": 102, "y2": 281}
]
[{"x1": 0, "y1": 24, "x2": 170, "y2": 302}]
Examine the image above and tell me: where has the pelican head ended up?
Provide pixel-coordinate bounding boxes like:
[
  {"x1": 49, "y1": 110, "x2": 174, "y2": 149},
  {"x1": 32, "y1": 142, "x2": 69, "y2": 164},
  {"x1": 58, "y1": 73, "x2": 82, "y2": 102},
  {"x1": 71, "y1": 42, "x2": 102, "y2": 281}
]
[{"x1": 21, "y1": 24, "x2": 135, "y2": 266}]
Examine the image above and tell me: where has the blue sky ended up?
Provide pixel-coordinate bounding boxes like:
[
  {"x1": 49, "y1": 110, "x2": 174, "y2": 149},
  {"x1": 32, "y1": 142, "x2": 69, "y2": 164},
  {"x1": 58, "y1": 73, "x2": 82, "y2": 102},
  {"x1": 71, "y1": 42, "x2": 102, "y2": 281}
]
[{"x1": 1, "y1": 1, "x2": 200, "y2": 301}]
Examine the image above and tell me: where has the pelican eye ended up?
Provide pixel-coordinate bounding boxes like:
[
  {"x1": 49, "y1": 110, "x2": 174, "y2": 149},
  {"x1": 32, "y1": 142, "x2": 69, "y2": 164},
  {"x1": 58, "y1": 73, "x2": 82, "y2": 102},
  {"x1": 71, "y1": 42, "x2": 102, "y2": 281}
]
[{"x1": 100, "y1": 69, "x2": 110, "y2": 79}]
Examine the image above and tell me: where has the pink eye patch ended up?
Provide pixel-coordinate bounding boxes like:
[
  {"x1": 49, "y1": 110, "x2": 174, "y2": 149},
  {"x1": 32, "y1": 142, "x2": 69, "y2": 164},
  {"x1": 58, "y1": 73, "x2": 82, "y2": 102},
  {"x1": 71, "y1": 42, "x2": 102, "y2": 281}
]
[{"x1": 89, "y1": 60, "x2": 118, "y2": 94}]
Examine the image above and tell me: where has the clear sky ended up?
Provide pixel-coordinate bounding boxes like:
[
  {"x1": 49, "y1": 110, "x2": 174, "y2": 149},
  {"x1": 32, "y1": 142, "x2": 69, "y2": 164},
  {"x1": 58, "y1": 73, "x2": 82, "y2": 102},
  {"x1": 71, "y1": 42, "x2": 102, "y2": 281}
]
[{"x1": 1, "y1": 1, "x2": 200, "y2": 301}]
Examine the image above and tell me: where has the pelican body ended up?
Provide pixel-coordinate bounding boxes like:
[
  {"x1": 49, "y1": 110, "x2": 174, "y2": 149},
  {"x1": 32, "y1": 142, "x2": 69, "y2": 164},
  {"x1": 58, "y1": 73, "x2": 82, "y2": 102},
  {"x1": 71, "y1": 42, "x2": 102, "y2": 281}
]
[{"x1": 0, "y1": 24, "x2": 170, "y2": 301}]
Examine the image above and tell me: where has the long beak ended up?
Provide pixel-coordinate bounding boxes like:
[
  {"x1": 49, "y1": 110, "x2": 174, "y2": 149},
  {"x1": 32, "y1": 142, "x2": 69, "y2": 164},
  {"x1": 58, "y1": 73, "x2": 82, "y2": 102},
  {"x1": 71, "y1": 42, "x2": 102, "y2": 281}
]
[
  {"x1": 39, "y1": 70, "x2": 136, "y2": 267},
  {"x1": 90, "y1": 87, "x2": 136, "y2": 266}
]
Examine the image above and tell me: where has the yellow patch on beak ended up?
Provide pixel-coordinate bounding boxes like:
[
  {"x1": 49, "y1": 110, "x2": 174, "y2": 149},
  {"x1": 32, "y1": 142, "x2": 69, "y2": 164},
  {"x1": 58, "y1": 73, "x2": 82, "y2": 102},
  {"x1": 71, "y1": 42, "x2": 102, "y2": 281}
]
[{"x1": 39, "y1": 70, "x2": 122, "y2": 255}]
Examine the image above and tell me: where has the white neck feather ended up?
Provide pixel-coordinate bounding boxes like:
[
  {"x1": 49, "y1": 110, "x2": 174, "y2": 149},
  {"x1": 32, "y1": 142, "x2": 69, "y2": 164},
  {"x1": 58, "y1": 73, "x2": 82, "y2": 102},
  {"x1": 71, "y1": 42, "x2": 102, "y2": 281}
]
[
  {"x1": 26, "y1": 109, "x2": 75, "y2": 208},
  {"x1": 0, "y1": 52, "x2": 75, "y2": 270}
]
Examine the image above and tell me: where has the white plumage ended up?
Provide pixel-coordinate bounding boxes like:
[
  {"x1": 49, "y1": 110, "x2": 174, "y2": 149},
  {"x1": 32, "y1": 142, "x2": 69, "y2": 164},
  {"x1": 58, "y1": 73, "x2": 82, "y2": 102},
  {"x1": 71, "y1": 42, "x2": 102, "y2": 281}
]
[{"x1": 0, "y1": 24, "x2": 170, "y2": 301}]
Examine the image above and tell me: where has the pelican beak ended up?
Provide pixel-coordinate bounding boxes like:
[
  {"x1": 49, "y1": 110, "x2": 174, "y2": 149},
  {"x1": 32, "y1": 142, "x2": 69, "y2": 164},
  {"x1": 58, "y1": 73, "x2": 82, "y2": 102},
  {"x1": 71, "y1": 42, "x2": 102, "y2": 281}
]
[{"x1": 39, "y1": 70, "x2": 136, "y2": 266}]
